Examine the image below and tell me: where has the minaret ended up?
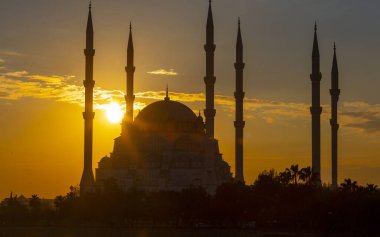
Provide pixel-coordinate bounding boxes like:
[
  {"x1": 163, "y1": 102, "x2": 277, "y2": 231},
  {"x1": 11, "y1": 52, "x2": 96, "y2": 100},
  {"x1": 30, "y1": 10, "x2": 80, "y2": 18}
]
[
  {"x1": 123, "y1": 22, "x2": 135, "y2": 135},
  {"x1": 234, "y1": 18, "x2": 245, "y2": 183},
  {"x1": 330, "y1": 43, "x2": 340, "y2": 189},
  {"x1": 80, "y1": 2, "x2": 95, "y2": 194},
  {"x1": 204, "y1": 0, "x2": 216, "y2": 139},
  {"x1": 310, "y1": 23, "x2": 322, "y2": 184}
]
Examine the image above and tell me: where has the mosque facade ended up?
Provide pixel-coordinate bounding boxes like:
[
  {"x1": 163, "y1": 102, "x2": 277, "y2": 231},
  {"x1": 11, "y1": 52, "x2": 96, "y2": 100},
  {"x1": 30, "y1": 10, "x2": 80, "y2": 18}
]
[{"x1": 80, "y1": 2, "x2": 245, "y2": 195}]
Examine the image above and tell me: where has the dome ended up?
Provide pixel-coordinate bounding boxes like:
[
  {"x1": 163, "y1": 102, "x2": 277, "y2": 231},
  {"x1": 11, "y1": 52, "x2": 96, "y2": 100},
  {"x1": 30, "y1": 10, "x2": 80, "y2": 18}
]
[{"x1": 135, "y1": 99, "x2": 198, "y2": 125}]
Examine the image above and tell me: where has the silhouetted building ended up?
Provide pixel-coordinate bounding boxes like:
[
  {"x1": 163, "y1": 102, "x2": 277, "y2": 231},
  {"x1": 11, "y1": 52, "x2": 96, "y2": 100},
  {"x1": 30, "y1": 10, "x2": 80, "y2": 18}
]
[
  {"x1": 80, "y1": 3, "x2": 95, "y2": 195},
  {"x1": 330, "y1": 44, "x2": 340, "y2": 189},
  {"x1": 234, "y1": 18, "x2": 245, "y2": 183},
  {"x1": 86, "y1": 2, "x2": 235, "y2": 194},
  {"x1": 310, "y1": 23, "x2": 322, "y2": 184}
]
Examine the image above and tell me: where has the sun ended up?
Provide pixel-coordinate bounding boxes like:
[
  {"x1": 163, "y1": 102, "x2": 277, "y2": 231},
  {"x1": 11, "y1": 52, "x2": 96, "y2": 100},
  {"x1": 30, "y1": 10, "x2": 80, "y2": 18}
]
[{"x1": 105, "y1": 102, "x2": 123, "y2": 124}]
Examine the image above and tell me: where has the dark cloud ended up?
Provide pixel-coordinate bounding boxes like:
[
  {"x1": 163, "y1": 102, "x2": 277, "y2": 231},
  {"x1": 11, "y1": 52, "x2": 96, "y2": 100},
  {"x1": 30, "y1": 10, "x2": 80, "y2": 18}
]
[
  {"x1": 346, "y1": 120, "x2": 380, "y2": 133},
  {"x1": 342, "y1": 111, "x2": 380, "y2": 133}
]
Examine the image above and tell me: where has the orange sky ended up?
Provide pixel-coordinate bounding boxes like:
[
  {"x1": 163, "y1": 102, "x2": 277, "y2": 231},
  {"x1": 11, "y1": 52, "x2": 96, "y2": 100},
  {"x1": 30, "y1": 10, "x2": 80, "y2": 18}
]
[{"x1": 1, "y1": 0, "x2": 380, "y2": 198}]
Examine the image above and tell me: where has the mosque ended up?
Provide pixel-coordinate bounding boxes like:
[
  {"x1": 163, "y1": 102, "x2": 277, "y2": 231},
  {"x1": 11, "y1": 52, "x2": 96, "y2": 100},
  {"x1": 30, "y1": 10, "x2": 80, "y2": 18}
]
[{"x1": 80, "y1": 1, "x2": 246, "y2": 194}]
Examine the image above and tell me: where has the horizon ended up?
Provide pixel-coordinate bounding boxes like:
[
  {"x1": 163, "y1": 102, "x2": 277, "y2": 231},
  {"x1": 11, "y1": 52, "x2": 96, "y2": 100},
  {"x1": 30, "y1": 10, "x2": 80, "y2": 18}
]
[{"x1": 1, "y1": 0, "x2": 380, "y2": 198}]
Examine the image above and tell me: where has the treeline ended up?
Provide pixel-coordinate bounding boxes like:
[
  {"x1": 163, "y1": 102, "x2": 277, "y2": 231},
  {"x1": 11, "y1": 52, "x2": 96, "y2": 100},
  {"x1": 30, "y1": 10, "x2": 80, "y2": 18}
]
[{"x1": 0, "y1": 165, "x2": 379, "y2": 234}]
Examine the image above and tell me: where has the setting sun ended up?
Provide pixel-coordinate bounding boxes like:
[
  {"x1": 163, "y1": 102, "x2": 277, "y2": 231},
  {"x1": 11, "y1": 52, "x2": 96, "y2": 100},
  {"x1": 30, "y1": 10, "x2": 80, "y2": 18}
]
[{"x1": 105, "y1": 102, "x2": 123, "y2": 124}]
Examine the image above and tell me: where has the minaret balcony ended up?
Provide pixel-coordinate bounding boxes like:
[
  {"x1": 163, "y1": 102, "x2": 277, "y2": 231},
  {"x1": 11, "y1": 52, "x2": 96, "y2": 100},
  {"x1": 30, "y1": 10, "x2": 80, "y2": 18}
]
[
  {"x1": 84, "y1": 49, "x2": 95, "y2": 56},
  {"x1": 234, "y1": 92, "x2": 245, "y2": 99},
  {"x1": 234, "y1": 121, "x2": 246, "y2": 128},
  {"x1": 204, "y1": 76, "x2": 216, "y2": 84},
  {"x1": 125, "y1": 66, "x2": 136, "y2": 73},
  {"x1": 329, "y1": 89, "x2": 341, "y2": 96},
  {"x1": 83, "y1": 80, "x2": 95, "y2": 88},
  {"x1": 204, "y1": 44, "x2": 216, "y2": 52},
  {"x1": 204, "y1": 109, "x2": 216, "y2": 117},
  {"x1": 83, "y1": 112, "x2": 95, "y2": 120},
  {"x1": 310, "y1": 72, "x2": 322, "y2": 81},
  {"x1": 310, "y1": 106, "x2": 322, "y2": 115}
]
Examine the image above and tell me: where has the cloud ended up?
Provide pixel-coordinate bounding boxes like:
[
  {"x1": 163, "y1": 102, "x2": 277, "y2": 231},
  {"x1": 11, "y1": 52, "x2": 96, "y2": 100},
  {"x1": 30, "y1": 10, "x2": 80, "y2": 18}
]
[
  {"x1": 2, "y1": 68, "x2": 380, "y2": 133},
  {"x1": 147, "y1": 69, "x2": 178, "y2": 76},
  {"x1": 0, "y1": 70, "x2": 126, "y2": 112},
  {"x1": 0, "y1": 50, "x2": 23, "y2": 57},
  {"x1": 4, "y1": 71, "x2": 28, "y2": 77},
  {"x1": 28, "y1": 74, "x2": 69, "y2": 85},
  {"x1": 0, "y1": 59, "x2": 5, "y2": 70},
  {"x1": 0, "y1": 72, "x2": 307, "y2": 124},
  {"x1": 339, "y1": 102, "x2": 380, "y2": 133}
]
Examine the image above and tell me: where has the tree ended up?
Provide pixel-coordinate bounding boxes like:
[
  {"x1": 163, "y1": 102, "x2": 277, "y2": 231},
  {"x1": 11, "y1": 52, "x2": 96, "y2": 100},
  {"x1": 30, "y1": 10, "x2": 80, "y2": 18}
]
[
  {"x1": 278, "y1": 169, "x2": 292, "y2": 186},
  {"x1": 365, "y1": 184, "x2": 378, "y2": 193},
  {"x1": 286, "y1": 164, "x2": 300, "y2": 185},
  {"x1": 29, "y1": 194, "x2": 41, "y2": 208},
  {"x1": 29, "y1": 194, "x2": 41, "y2": 217},
  {"x1": 54, "y1": 195, "x2": 64, "y2": 213},
  {"x1": 299, "y1": 167, "x2": 313, "y2": 185},
  {"x1": 340, "y1": 178, "x2": 359, "y2": 192}
]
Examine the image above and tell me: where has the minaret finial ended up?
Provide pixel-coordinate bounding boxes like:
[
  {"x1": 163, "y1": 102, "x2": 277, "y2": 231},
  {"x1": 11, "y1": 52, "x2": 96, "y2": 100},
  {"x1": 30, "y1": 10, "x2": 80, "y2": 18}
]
[
  {"x1": 206, "y1": 0, "x2": 214, "y2": 29},
  {"x1": 314, "y1": 21, "x2": 317, "y2": 32},
  {"x1": 332, "y1": 42, "x2": 338, "y2": 72},
  {"x1": 312, "y1": 22, "x2": 320, "y2": 59},
  {"x1": 236, "y1": 17, "x2": 243, "y2": 50},
  {"x1": 165, "y1": 84, "x2": 170, "y2": 101},
  {"x1": 127, "y1": 22, "x2": 134, "y2": 52},
  {"x1": 89, "y1": 1, "x2": 92, "y2": 10}
]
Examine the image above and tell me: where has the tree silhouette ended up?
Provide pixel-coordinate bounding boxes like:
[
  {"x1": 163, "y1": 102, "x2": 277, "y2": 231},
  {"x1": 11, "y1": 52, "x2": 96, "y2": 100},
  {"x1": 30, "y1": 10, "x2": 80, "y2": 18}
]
[
  {"x1": 299, "y1": 167, "x2": 313, "y2": 185},
  {"x1": 340, "y1": 178, "x2": 359, "y2": 192},
  {"x1": 278, "y1": 169, "x2": 292, "y2": 185},
  {"x1": 0, "y1": 165, "x2": 379, "y2": 233},
  {"x1": 286, "y1": 164, "x2": 300, "y2": 185},
  {"x1": 29, "y1": 194, "x2": 41, "y2": 218}
]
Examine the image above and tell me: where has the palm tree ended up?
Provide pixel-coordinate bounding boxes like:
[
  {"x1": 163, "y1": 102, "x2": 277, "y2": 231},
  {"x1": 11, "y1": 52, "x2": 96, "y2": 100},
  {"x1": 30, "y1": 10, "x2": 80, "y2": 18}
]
[
  {"x1": 278, "y1": 169, "x2": 292, "y2": 186},
  {"x1": 286, "y1": 164, "x2": 300, "y2": 185},
  {"x1": 299, "y1": 167, "x2": 312, "y2": 184},
  {"x1": 340, "y1": 178, "x2": 359, "y2": 192},
  {"x1": 54, "y1": 195, "x2": 64, "y2": 210},
  {"x1": 365, "y1": 184, "x2": 378, "y2": 193},
  {"x1": 29, "y1": 194, "x2": 40, "y2": 208}
]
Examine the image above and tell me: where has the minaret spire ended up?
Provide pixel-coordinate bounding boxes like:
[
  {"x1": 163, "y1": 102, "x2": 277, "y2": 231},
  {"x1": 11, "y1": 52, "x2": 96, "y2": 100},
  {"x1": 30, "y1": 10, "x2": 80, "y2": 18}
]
[
  {"x1": 310, "y1": 22, "x2": 322, "y2": 184},
  {"x1": 330, "y1": 43, "x2": 340, "y2": 189},
  {"x1": 204, "y1": 0, "x2": 216, "y2": 139},
  {"x1": 234, "y1": 18, "x2": 245, "y2": 183},
  {"x1": 81, "y1": 3, "x2": 96, "y2": 195},
  {"x1": 124, "y1": 22, "x2": 135, "y2": 129}
]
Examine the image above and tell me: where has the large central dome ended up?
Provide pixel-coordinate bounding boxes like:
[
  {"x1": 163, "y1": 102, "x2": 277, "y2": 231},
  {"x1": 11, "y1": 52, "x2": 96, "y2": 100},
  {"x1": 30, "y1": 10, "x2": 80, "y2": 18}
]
[{"x1": 135, "y1": 99, "x2": 198, "y2": 125}]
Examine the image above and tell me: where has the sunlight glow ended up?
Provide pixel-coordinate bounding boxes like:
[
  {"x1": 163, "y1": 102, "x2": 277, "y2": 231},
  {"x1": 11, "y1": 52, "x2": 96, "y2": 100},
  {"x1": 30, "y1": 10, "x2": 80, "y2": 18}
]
[{"x1": 105, "y1": 102, "x2": 123, "y2": 124}]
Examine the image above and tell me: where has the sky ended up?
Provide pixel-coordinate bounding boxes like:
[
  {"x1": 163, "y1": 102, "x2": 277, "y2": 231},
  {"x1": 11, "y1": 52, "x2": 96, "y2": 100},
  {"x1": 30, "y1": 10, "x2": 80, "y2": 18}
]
[{"x1": 1, "y1": 0, "x2": 380, "y2": 198}]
